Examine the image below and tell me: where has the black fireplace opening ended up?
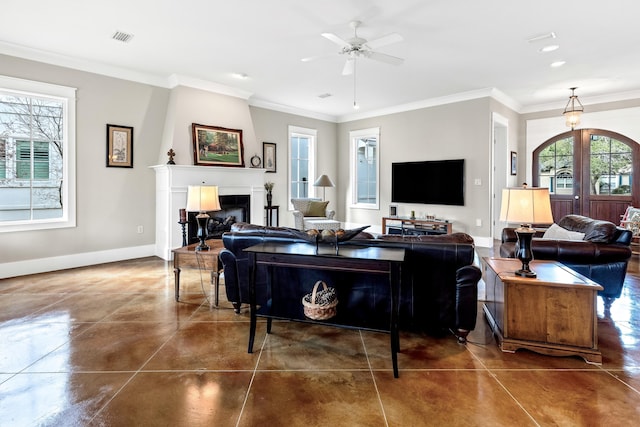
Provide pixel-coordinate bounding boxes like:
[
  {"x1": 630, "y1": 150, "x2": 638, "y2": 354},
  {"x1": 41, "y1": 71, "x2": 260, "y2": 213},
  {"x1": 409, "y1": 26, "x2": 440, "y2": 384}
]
[{"x1": 187, "y1": 194, "x2": 250, "y2": 244}]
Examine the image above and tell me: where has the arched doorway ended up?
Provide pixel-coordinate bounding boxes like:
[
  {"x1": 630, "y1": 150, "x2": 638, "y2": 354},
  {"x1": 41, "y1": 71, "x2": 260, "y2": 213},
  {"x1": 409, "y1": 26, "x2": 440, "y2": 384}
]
[{"x1": 532, "y1": 129, "x2": 639, "y2": 224}]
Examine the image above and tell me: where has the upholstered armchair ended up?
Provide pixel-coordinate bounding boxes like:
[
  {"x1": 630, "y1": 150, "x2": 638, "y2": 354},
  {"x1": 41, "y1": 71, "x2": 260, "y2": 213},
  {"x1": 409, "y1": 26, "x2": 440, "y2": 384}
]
[{"x1": 291, "y1": 198, "x2": 336, "y2": 230}]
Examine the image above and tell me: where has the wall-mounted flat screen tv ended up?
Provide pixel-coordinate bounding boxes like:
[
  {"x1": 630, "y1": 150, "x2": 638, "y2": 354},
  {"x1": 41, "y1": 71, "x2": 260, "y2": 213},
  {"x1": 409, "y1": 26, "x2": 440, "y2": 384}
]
[{"x1": 391, "y1": 159, "x2": 465, "y2": 206}]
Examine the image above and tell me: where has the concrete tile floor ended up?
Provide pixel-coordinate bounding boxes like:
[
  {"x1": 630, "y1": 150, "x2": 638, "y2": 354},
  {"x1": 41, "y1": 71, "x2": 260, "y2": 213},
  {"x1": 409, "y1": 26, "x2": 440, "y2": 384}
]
[{"x1": 1, "y1": 249, "x2": 640, "y2": 426}]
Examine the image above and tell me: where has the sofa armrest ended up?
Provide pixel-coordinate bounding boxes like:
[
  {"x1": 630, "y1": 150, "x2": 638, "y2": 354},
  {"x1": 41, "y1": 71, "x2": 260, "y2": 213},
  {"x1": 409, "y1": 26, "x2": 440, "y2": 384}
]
[
  {"x1": 219, "y1": 249, "x2": 241, "y2": 312},
  {"x1": 501, "y1": 227, "x2": 546, "y2": 243},
  {"x1": 455, "y1": 265, "x2": 481, "y2": 342}
]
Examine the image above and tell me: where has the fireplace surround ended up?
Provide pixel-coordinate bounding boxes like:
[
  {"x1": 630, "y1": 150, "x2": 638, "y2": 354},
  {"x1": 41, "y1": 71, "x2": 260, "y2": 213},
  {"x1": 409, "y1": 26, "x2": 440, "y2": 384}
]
[{"x1": 152, "y1": 165, "x2": 265, "y2": 260}]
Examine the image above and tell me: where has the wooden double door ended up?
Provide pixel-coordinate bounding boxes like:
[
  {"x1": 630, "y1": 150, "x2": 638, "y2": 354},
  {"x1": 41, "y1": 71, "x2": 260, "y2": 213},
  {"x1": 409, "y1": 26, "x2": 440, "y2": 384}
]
[{"x1": 533, "y1": 129, "x2": 639, "y2": 224}]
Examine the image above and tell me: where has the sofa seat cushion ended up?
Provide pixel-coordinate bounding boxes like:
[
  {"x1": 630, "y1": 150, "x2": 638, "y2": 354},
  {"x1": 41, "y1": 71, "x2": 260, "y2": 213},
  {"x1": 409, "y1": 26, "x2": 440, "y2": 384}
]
[
  {"x1": 558, "y1": 214, "x2": 618, "y2": 243},
  {"x1": 542, "y1": 223, "x2": 585, "y2": 241}
]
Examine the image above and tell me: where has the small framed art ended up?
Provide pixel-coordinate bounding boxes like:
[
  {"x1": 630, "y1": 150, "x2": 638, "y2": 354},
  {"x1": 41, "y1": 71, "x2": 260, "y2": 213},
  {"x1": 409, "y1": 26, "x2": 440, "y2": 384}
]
[
  {"x1": 263, "y1": 142, "x2": 276, "y2": 173},
  {"x1": 510, "y1": 151, "x2": 517, "y2": 176},
  {"x1": 106, "y1": 124, "x2": 133, "y2": 168}
]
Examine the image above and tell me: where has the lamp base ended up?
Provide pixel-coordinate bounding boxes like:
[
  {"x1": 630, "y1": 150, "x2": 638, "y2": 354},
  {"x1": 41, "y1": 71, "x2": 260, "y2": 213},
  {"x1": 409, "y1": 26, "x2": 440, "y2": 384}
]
[
  {"x1": 195, "y1": 212, "x2": 210, "y2": 251},
  {"x1": 515, "y1": 225, "x2": 536, "y2": 278}
]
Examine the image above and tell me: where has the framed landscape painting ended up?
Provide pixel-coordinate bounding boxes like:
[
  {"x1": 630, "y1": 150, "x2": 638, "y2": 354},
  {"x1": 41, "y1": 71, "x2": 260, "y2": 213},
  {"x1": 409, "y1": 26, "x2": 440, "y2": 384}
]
[{"x1": 191, "y1": 123, "x2": 245, "y2": 167}]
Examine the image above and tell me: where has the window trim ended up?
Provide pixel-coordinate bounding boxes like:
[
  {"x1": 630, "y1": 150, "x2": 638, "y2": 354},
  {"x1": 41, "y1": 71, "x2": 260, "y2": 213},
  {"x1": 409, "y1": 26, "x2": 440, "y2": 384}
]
[
  {"x1": 0, "y1": 75, "x2": 76, "y2": 233},
  {"x1": 350, "y1": 127, "x2": 380, "y2": 209},
  {"x1": 288, "y1": 125, "x2": 316, "y2": 209}
]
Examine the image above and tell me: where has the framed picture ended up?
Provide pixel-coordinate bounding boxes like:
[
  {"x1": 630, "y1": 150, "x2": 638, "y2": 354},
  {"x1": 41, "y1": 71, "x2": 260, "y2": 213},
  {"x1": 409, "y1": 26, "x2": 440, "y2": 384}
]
[
  {"x1": 510, "y1": 151, "x2": 517, "y2": 176},
  {"x1": 106, "y1": 124, "x2": 133, "y2": 168},
  {"x1": 191, "y1": 123, "x2": 244, "y2": 167},
  {"x1": 263, "y1": 142, "x2": 277, "y2": 173}
]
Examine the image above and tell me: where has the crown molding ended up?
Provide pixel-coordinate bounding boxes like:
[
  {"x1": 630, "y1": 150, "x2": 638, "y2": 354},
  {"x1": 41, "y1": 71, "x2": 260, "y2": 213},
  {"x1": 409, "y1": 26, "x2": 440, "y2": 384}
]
[
  {"x1": 521, "y1": 89, "x2": 640, "y2": 114},
  {"x1": 248, "y1": 98, "x2": 338, "y2": 122}
]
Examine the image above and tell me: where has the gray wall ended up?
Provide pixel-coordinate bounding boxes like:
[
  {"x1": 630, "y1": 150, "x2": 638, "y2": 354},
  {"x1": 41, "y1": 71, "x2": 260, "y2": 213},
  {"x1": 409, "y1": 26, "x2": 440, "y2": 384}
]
[
  {"x1": 249, "y1": 106, "x2": 338, "y2": 228},
  {"x1": 0, "y1": 55, "x2": 168, "y2": 265},
  {"x1": 337, "y1": 98, "x2": 493, "y2": 237}
]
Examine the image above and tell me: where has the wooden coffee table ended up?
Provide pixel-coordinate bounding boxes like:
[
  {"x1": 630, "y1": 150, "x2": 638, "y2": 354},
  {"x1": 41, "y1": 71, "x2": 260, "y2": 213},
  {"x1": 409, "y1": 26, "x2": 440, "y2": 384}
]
[
  {"x1": 172, "y1": 239, "x2": 225, "y2": 305},
  {"x1": 482, "y1": 258, "x2": 603, "y2": 364}
]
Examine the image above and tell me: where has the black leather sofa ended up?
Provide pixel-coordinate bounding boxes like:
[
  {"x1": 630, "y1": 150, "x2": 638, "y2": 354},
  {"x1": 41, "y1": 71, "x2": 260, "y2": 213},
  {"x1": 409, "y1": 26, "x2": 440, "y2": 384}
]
[
  {"x1": 220, "y1": 223, "x2": 481, "y2": 341},
  {"x1": 500, "y1": 214, "x2": 632, "y2": 311}
]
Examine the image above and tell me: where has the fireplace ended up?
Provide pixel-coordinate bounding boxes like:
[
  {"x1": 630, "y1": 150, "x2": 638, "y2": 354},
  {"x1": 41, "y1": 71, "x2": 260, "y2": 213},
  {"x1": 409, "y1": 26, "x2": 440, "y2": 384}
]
[
  {"x1": 152, "y1": 164, "x2": 266, "y2": 260},
  {"x1": 187, "y1": 194, "x2": 250, "y2": 243}
]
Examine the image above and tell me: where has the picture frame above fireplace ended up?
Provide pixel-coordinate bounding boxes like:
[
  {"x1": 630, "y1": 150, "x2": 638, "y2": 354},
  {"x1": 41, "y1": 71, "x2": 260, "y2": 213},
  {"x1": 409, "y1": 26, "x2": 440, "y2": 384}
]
[{"x1": 191, "y1": 123, "x2": 245, "y2": 167}]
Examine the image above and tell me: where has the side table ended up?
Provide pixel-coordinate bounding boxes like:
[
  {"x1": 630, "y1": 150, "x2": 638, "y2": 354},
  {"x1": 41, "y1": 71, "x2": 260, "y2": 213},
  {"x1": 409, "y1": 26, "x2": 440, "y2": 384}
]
[
  {"x1": 172, "y1": 239, "x2": 225, "y2": 305},
  {"x1": 482, "y1": 257, "x2": 603, "y2": 364},
  {"x1": 264, "y1": 205, "x2": 279, "y2": 226}
]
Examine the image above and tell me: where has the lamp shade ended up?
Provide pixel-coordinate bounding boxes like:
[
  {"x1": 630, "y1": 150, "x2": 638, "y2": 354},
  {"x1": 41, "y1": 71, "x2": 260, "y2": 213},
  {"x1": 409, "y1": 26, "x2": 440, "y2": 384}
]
[
  {"x1": 313, "y1": 175, "x2": 335, "y2": 187},
  {"x1": 186, "y1": 185, "x2": 221, "y2": 212},
  {"x1": 500, "y1": 187, "x2": 554, "y2": 225}
]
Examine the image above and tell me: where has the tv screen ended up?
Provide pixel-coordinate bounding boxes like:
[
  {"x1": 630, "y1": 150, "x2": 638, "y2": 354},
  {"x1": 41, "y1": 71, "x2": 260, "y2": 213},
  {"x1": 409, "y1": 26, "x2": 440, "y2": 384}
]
[{"x1": 392, "y1": 159, "x2": 465, "y2": 206}]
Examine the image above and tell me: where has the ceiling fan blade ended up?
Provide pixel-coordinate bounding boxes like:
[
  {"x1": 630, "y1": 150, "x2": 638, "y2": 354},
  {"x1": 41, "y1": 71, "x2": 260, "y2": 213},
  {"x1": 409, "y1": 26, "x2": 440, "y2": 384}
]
[
  {"x1": 365, "y1": 51, "x2": 404, "y2": 66},
  {"x1": 342, "y1": 58, "x2": 355, "y2": 75},
  {"x1": 321, "y1": 32, "x2": 351, "y2": 48},
  {"x1": 365, "y1": 33, "x2": 403, "y2": 49}
]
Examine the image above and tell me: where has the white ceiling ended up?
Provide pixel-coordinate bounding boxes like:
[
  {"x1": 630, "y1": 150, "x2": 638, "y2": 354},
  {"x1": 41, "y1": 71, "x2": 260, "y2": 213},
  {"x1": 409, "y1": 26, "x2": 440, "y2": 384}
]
[{"x1": 2, "y1": 0, "x2": 640, "y2": 121}]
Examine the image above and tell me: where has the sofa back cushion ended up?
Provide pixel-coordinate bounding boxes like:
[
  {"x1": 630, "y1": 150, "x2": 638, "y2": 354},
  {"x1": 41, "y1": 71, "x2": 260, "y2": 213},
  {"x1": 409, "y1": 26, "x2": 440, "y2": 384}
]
[
  {"x1": 558, "y1": 214, "x2": 618, "y2": 243},
  {"x1": 291, "y1": 198, "x2": 329, "y2": 216}
]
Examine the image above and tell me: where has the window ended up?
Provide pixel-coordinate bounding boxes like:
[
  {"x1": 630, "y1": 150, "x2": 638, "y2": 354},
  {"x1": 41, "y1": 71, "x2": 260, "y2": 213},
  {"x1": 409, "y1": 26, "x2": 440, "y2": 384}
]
[
  {"x1": 288, "y1": 126, "x2": 316, "y2": 205},
  {"x1": 0, "y1": 76, "x2": 76, "y2": 231},
  {"x1": 350, "y1": 127, "x2": 379, "y2": 209},
  {"x1": 537, "y1": 136, "x2": 574, "y2": 195},
  {"x1": 590, "y1": 134, "x2": 632, "y2": 195}
]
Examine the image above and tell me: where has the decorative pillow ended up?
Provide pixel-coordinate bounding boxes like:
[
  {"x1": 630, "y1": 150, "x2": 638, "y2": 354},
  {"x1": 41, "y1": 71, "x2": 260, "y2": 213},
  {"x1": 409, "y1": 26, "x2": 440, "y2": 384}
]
[
  {"x1": 542, "y1": 223, "x2": 585, "y2": 241},
  {"x1": 305, "y1": 200, "x2": 330, "y2": 217}
]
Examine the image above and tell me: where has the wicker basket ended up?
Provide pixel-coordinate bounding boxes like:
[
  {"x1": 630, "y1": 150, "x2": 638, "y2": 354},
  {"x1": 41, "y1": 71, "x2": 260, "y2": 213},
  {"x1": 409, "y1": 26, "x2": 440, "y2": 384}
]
[{"x1": 302, "y1": 280, "x2": 338, "y2": 320}]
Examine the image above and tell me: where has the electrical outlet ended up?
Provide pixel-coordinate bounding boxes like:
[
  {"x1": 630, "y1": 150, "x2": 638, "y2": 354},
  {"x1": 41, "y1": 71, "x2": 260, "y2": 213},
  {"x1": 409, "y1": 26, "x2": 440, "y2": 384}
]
[
  {"x1": 476, "y1": 219, "x2": 482, "y2": 227},
  {"x1": 137, "y1": 225, "x2": 144, "y2": 234},
  {"x1": 474, "y1": 178, "x2": 482, "y2": 186}
]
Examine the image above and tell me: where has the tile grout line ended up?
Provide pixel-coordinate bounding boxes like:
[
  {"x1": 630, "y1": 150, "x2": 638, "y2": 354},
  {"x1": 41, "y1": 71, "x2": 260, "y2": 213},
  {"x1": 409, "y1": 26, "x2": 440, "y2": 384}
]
[
  {"x1": 463, "y1": 340, "x2": 542, "y2": 426},
  {"x1": 359, "y1": 330, "x2": 390, "y2": 427},
  {"x1": 236, "y1": 329, "x2": 269, "y2": 427},
  {"x1": 87, "y1": 320, "x2": 183, "y2": 424}
]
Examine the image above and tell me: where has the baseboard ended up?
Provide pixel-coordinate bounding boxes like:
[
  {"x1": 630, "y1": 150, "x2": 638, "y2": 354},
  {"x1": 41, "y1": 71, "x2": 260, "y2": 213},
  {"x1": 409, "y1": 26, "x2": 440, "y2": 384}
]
[{"x1": 0, "y1": 244, "x2": 157, "y2": 279}]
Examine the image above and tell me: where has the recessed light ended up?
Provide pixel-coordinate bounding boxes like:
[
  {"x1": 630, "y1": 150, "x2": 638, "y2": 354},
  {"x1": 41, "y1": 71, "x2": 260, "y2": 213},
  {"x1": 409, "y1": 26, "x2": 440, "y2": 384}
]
[
  {"x1": 232, "y1": 73, "x2": 249, "y2": 80},
  {"x1": 539, "y1": 44, "x2": 559, "y2": 53},
  {"x1": 550, "y1": 61, "x2": 566, "y2": 68}
]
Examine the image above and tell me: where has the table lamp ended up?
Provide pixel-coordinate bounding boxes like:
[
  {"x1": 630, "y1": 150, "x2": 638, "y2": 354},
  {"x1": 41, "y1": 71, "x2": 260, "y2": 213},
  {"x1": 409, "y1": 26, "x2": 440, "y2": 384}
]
[
  {"x1": 186, "y1": 185, "x2": 221, "y2": 251},
  {"x1": 499, "y1": 186, "x2": 553, "y2": 277},
  {"x1": 313, "y1": 174, "x2": 335, "y2": 201}
]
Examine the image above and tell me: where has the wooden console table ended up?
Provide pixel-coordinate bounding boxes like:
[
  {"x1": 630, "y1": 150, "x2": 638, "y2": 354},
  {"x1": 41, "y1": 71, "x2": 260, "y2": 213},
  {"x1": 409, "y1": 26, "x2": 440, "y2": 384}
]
[
  {"x1": 245, "y1": 242, "x2": 405, "y2": 378},
  {"x1": 382, "y1": 216, "x2": 452, "y2": 235},
  {"x1": 172, "y1": 239, "x2": 225, "y2": 305},
  {"x1": 482, "y1": 258, "x2": 603, "y2": 364}
]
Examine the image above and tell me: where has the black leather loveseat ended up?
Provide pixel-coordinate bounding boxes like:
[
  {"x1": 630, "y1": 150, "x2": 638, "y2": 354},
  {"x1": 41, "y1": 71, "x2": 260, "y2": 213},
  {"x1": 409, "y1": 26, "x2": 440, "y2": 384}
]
[
  {"x1": 220, "y1": 223, "x2": 481, "y2": 341},
  {"x1": 500, "y1": 214, "x2": 632, "y2": 310}
]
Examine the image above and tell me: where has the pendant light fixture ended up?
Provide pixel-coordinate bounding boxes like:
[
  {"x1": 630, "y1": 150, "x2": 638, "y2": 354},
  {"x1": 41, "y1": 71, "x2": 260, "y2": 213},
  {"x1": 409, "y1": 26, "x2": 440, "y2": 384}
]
[{"x1": 563, "y1": 87, "x2": 584, "y2": 130}]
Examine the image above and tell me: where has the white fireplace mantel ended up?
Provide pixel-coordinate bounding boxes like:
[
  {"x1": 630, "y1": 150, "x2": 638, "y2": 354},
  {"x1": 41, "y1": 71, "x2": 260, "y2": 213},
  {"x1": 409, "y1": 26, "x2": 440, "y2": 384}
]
[{"x1": 151, "y1": 164, "x2": 266, "y2": 260}]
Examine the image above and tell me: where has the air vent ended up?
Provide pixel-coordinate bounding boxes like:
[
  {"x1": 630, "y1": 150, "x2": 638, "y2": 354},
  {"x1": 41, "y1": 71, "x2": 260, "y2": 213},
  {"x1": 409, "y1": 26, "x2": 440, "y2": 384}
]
[
  {"x1": 318, "y1": 93, "x2": 332, "y2": 99},
  {"x1": 112, "y1": 31, "x2": 134, "y2": 43}
]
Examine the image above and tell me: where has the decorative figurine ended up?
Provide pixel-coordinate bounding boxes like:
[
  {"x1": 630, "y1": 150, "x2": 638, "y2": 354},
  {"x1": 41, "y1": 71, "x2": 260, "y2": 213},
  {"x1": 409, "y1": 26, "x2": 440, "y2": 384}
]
[{"x1": 167, "y1": 148, "x2": 176, "y2": 164}]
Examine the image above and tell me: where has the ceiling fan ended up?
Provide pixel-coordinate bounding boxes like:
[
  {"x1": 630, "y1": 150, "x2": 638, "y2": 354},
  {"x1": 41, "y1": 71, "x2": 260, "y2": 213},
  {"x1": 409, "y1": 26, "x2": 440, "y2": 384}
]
[{"x1": 303, "y1": 20, "x2": 404, "y2": 75}]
